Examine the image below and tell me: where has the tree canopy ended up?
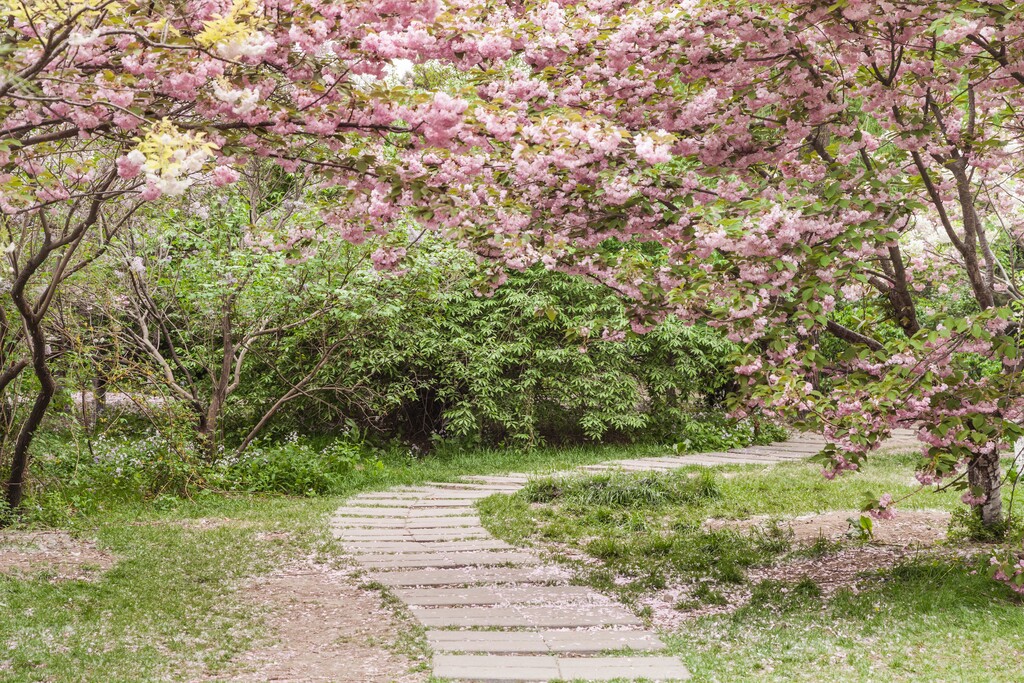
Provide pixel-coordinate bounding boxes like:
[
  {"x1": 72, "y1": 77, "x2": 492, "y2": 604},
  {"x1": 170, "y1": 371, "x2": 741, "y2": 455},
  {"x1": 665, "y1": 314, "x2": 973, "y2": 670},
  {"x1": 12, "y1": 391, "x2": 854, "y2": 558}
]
[{"x1": 3, "y1": 0, "x2": 1024, "y2": 589}]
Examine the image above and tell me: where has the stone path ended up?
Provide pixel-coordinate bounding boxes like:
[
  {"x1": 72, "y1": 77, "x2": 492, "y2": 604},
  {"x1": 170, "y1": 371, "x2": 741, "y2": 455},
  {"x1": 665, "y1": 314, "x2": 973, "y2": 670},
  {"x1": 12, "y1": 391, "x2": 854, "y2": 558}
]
[{"x1": 333, "y1": 429, "x2": 919, "y2": 682}]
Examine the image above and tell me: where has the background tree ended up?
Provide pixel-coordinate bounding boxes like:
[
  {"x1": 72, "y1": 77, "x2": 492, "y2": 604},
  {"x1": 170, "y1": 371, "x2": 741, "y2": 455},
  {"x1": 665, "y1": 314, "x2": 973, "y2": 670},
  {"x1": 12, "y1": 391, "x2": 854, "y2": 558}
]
[{"x1": 0, "y1": 0, "x2": 489, "y2": 509}]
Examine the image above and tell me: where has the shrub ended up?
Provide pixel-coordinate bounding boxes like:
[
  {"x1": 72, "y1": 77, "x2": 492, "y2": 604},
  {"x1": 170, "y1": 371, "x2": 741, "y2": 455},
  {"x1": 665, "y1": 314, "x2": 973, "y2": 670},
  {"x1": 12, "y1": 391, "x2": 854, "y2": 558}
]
[
  {"x1": 210, "y1": 436, "x2": 374, "y2": 496},
  {"x1": 238, "y1": 244, "x2": 743, "y2": 448},
  {"x1": 24, "y1": 431, "x2": 376, "y2": 519}
]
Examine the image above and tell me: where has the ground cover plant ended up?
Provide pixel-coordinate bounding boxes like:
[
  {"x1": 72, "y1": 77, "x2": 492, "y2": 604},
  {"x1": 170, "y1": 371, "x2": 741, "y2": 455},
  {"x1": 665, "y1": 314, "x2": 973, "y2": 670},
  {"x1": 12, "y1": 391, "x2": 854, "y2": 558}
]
[
  {"x1": 3, "y1": 439, "x2": 723, "y2": 683},
  {"x1": 479, "y1": 452, "x2": 1024, "y2": 682},
  {"x1": 0, "y1": 494, "x2": 338, "y2": 682}
]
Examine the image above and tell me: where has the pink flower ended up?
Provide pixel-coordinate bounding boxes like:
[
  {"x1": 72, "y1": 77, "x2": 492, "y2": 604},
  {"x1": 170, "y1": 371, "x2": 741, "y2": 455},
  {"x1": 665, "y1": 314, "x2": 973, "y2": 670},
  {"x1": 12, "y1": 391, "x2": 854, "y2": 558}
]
[
  {"x1": 635, "y1": 132, "x2": 673, "y2": 164},
  {"x1": 370, "y1": 246, "x2": 407, "y2": 271},
  {"x1": 212, "y1": 165, "x2": 240, "y2": 187},
  {"x1": 116, "y1": 150, "x2": 146, "y2": 179},
  {"x1": 139, "y1": 183, "x2": 162, "y2": 201},
  {"x1": 961, "y1": 491, "x2": 988, "y2": 507},
  {"x1": 869, "y1": 493, "x2": 896, "y2": 520}
]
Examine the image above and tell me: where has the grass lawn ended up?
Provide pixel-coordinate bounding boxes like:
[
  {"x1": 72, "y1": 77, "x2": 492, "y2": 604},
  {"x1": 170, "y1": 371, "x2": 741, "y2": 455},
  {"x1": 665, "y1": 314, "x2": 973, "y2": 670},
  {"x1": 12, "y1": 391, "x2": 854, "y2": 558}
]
[
  {"x1": 4, "y1": 444, "x2": 1023, "y2": 682},
  {"x1": 0, "y1": 495, "x2": 338, "y2": 682},
  {"x1": 0, "y1": 442, "x2": 669, "y2": 682},
  {"x1": 477, "y1": 453, "x2": 1024, "y2": 683}
]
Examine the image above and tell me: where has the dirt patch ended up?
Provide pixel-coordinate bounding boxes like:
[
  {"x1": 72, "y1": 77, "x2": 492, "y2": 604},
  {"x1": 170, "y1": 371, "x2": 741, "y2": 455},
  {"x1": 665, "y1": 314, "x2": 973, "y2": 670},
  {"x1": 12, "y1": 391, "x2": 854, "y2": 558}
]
[
  {"x1": 205, "y1": 560, "x2": 427, "y2": 683},
  {"x1": 639, "y1": 509, "x2": 954, "y2": 629},
  {"x1": 704, "y1": 509, "x2": 951, "y2": 546},
  {"x1": 0, "y1": 530, "x2": 115, "y2": 581},
  {"x1": 750, "y1": 544, "x2": 921, "y2": 596}
]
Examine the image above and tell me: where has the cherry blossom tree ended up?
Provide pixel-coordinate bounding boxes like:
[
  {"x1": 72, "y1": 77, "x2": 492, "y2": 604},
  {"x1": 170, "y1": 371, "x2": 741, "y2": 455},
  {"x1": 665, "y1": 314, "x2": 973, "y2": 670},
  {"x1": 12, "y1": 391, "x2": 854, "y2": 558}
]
[
  {"x1": 371, "y1": 0, "x2": 1024, "y2": 540},
  {"x1": 4, "y1": 0, "x2": 1024, "y2": 588},
  {"x1": 0, "y1": 0, "x2": 485, "y2": 510}
]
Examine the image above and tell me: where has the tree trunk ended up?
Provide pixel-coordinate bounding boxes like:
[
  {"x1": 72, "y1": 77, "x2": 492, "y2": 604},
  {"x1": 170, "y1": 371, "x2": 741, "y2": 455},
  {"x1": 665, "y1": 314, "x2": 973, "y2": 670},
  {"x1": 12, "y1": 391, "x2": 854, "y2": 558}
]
[
  {"x1": 201, "y1": 395, "x2": 223, "y2": 457},
  {"x1": 968, "y1": 449, "x2": 1003, "y2": 529},
  {"x1": 5, "y1": 327, "x2": 55, "y2": 511},
  {"x1": 92, "y1": 368, "x2": 107, "y2": 423}
]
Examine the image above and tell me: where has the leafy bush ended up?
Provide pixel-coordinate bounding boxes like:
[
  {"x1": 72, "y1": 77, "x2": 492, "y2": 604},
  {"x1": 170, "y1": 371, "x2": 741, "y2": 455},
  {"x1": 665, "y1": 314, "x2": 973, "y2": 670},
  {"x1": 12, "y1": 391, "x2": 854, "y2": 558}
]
[
  {"x1": 210, "y1": 436, "x2": 374, "y2": 495},
  {"x1": 670, "y1": 413, "x2": 788, "y2": 453},
  {"x1": 24, "y1": 431, "x2": 377, "y2": 519},
  {"x1": 242, "y1": 242, "x2": 745, "y2": 448}
]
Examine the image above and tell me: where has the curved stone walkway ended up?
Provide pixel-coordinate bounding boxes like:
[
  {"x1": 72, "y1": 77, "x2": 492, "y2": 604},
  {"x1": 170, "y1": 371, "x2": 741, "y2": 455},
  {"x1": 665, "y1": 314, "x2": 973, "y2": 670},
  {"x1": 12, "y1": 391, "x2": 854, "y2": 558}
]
[{"x1": 332, "y1": 430, "x2": 919, "y2": 682}]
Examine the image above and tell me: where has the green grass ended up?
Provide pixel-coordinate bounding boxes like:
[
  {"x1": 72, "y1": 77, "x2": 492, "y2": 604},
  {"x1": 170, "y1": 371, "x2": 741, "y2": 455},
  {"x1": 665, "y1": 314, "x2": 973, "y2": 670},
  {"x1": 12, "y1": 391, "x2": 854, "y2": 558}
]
[
  {"x1": 479, "y1": 453, "x2": 985, "y2": 595},
  {"x1": 1, "y1": 440, "x2": 674, "y2": 682},
  {"x1": 0, "y1": 494, "x2": 341, "y2": 682},
  {"x1": 5, "y1": 442, "x2": 1023, "y2": 682},
  {"x1": 667, "y1": 557, "x2": 1024, "y2": 682},
  {"x1": 478, "y1": 453, "x2": 1024, "y2": 682}
]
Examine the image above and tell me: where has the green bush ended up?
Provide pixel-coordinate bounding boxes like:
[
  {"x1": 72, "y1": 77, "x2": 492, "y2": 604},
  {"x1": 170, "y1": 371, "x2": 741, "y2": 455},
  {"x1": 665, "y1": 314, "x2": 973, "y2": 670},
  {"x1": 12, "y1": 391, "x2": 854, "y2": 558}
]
[
  {"x1": 24, "y1": 432, "x2": 377, "y2": 519},
  {"x1": 242, "y1": 243, "x2": 745, "y2": 448},
  {"x1": 671, "y1": 413, "x2": 788, "y2": 453},
  {"x1": 211, "y1": 437, "x2": 374, "y2": 495}
]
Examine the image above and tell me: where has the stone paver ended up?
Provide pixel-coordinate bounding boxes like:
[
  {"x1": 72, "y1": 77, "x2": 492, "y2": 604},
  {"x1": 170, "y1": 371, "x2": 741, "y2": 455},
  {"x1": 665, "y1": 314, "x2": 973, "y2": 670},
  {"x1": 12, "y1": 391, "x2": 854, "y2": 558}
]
[
  {"x1": 396, "y1": 585, "x2": 600, "y2": 606},
  {"x1": 558, "y1": 656, "x2": 690, "y2": 681},
  {"x1": 336, "y1": 433, "x2": 914, "y2": 681},
  {"x1": 333, "y1": 517, "x2": 484, "y2": 529},
  {"x1": 727, "y1": 448, "x2": 809, "y2": 459},
  {"x1": 355, "y1": 550, "x2": 539, "y2": 570},
  {"x1": 343, "y1": 539, "x2": 513, "y2": 553},
  {"x1": 338, "y1": 507, "x2": 479, "y2": 518},
  {"x1": 411, "y1": 605, "x2": 642, "y2": 628},
  {"x1": 543, "y1": 630, "x2": 666, "y2": 653},
  {"x1": 367, "y1": 566, "x2": 570, "y2": 587},
  {"x1": 427, "y1": 629, "x2": 666, "y2": 654},
  {"x1": 428, "y1": 631, "x2": 549, "y2": 654},
  {"x1": 461, "y1": 474, "x2": 531, "y2": 484},
  {"x1": 432, "y1": 655, "x2": 690, "y2": 681},
  {"x1": 346, "y1": 496, "x2": 483, "y2": 506},
  {"x1": 433, "y1": 655, "x2": 559, "y2": 681}
]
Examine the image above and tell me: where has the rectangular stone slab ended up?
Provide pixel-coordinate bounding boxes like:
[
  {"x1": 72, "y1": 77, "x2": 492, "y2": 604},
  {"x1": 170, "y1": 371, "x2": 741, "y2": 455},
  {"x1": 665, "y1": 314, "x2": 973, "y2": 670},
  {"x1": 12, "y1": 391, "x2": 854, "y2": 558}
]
[
  {"x1": 543, "y1": 630, "x2": 666, "y2": 653},
  {"x1": 342, "y1": 539, "x2": 512, "y2": 553},
  {"x1": 460, "y1": 475, "x2": 530, "y2": 483},
  {"x1": 332, "y1": 517, "x2": 483, "y2": 529},
  {"x1": 432, "y1": 655, "x2": 689, "y2": 682},
  {"x1": 331, "y1": 518, "x2": 409, "y2": 528},
  {"x1": 598, "y1": 463, "x2": 677, "y2": 472},
  {"x1": 406, "y1": 507, "x2": 477, "y2": 517},
  {"x1": 346, "y1": 498, "x2": 482, "y2": 507},
  {"x1": 333, "y1": 506, "x2": 478, "y2": 518},
  {"x1": 356, "y1": 491, "x2": 495, "y2": 501},
  {"x1": 356, "y1": 491, "x2": 491, "y2": 501},
  {"x1": 737, "y1": 443, "x2": 823, "y2": 454},
  {"x1": 332, "y1": 507, "x2": 416, "y2": 517},
  {"x1": 368, "y1": 566, "x2": 569, "y2": 587},
  {"x1": 339, "y1": 532, "x2": 495, "y2": 544},
  {"x1": 612, "y1": 457, "x2": 699, "y2": 467},
  {"x1": 332, "y1": 529, "x2": 415, "y2": 539},
  {"x1": 355, "y1": 551, "x2": 538, "y2": 570},
  {"x1": 407, "y1": 517, "x2": 483, "y2": 527},
  {"x1": 432, "y1": 654, "x2": 559, "y2": 681},
  {"x1": 404, "y1": 531, "x2": 492, "y2": 541},
  {"x1": 336, "y1": 530, "x2": 490, "y2": 542},
  {"x1": 557, "y1": 656, "x2": 690, "y2": 681},
  {"x1": 728, "y1": 448, "x2": 809, "y2": 459},
  {"x1": 427, "y1": 631, "x2": 548, "y2": 654},
  {"x1": 426, "y1": 629, "x2": 666, "y2": 654},
  {"x1": 679, "y1": 453, "x2": 778, "y2": 464},
  {"x1": 396, "y1": 585, "x2": 598, "y2": 606},
  {"x1": 412, "y1": 605, "x2": 641, "y2": 628}
]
